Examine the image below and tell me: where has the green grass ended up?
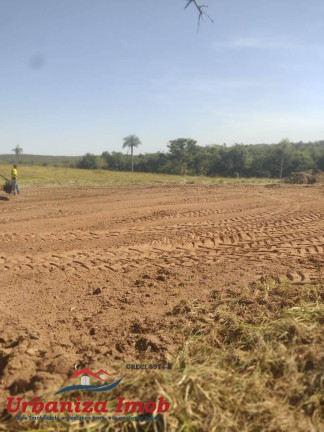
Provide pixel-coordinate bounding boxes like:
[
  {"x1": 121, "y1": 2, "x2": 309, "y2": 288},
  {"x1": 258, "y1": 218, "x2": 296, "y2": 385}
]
[
  {"x1": 1, "y1": 281, "x2": 323, "y2": 432},
  {"x1": 0, "y1": 164, "x2": 278, "y2": 187}
]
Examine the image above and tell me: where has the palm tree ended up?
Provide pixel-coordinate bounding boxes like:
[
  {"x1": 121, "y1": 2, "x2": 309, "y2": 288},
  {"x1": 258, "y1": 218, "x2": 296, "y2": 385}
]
[
  {"x1": 122, "y1": 135, "x2": 141, "y2": 173},
  {"x1": 12, "y1": 144, "x2": 23, "y2": 162}
]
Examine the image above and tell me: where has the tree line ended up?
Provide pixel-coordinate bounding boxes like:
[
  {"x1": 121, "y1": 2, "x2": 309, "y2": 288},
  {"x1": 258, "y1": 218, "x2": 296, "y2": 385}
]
[{"x1": 77, "y1": 138, "x2": 324, "y2": 178}]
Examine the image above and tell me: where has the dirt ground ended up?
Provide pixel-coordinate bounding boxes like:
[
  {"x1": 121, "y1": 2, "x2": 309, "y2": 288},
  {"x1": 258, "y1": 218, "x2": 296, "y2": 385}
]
[{"x1": 1, "y1": 183, "x2": 324, "y2": 408}]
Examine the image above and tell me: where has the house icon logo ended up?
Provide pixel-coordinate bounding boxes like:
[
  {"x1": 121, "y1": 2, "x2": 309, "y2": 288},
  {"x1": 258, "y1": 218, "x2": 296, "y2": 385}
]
[
  {"x1": 70, "y1": 367, "x2": 111, "y2": 385},
  {"x1": 55, "y1": 367, "x2": 122, "y2": 395}
]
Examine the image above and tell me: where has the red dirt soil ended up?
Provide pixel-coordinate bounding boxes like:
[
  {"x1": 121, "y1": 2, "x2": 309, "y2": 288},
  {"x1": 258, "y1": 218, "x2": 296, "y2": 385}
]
[{"x1": 0, "y1": 183, "x2": 324, "y2": 406}]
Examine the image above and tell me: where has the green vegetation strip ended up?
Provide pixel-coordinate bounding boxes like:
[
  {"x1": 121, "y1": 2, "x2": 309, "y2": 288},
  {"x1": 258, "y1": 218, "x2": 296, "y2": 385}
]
[
  {"x1": 1, "y1": 281, "x2": 323, "y2": 431},
  {"x1": 0, "y1": 164, "x2": 276, "y2": 187}
]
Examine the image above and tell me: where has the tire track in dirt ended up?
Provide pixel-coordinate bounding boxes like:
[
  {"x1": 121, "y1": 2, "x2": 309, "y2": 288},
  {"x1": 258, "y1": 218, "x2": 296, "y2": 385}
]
[
  {"x1": 1, "y1": 187, "x2": 323, "y2": 288},
  {"x1": 1, "y1": 206, "x2": 322, "y2": 244},
  {"x1": 1, "y1": 209, "x2": 323, "y2": 284}
]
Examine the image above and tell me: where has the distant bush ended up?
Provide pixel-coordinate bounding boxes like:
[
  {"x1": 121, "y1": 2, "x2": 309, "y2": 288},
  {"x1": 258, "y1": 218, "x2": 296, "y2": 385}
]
[{"x1": 77, "y1": 153, "x2": 100, "y2": 169}]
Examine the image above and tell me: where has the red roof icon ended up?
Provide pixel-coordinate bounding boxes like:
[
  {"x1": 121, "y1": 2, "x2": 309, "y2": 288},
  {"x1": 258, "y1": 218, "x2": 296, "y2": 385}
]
[
  {"x1": 68, "y1": 367, "x2": 103, "y2": 381},
  {"x1": 96, "y1": 369, "x2": 112, "y2": 377}
]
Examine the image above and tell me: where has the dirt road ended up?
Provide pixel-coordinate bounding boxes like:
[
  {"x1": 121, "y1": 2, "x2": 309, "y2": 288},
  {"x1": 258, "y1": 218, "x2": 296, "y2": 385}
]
[{"x1": 1, "y1": 183, "x2": 323, "y2": 404}]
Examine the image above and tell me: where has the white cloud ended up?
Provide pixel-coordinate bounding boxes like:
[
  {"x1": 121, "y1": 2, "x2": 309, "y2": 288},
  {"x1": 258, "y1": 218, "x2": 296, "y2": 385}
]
[{"x1": 211, "y1": 37, "x2": 323, "y2": 51}]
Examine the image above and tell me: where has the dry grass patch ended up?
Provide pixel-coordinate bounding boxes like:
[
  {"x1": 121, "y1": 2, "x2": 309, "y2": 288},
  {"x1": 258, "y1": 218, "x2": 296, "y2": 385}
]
[{"x1": 1, "y1": 282, "x2": 323, "y2": 432}]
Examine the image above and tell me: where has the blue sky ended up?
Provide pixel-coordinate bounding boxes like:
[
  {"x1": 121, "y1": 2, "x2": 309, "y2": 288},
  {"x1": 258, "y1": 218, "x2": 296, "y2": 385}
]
[{"x1": 1, "y1": 0, "x2": 323, "y2": 156}]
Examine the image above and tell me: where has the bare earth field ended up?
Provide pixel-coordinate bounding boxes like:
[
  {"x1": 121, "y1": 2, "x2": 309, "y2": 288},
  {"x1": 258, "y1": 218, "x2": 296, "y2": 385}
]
[{"x1": 0, "y1": 182, "x2": 324, "y2": 430}]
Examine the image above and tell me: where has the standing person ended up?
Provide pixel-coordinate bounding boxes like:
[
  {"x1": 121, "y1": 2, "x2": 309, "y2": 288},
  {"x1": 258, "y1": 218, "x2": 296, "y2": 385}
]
[{"x1": 11, "y1": 164, "x2": 20, "y2": 195}]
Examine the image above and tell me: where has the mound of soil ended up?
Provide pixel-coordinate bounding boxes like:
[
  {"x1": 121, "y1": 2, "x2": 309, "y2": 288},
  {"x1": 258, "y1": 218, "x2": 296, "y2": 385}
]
[{"x1": 283, "y1": 172, "x2": 317, "y2": 184}]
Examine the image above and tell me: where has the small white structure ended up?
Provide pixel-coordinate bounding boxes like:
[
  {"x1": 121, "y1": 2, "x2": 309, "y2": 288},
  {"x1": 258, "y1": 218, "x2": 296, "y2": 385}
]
[
  {"x1": 99, "y1": 374, "x2": 105, "y2": 380},
  {"x1": 81, "y1": 375, "x2": 90, "y2": 385}
]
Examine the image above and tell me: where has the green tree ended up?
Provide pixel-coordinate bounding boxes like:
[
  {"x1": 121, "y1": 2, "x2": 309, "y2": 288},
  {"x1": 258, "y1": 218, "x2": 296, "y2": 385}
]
[
  {"x1": 77, "y1": 153, "x2": 100, "y2": 169},
  {"x1": 122, "y1": 135, "x2": 142, "y2": 173},
  {"x1": 285, "y1": 150, "x2": 316, "y2": 174},
  {"x1": 101, "y1": 151, "x2": 129, "y2": 171},
  {"x1": 167, "y1": 138, "x2": 198, "y2": 175},
  {"x1": 12, "y1": 144, "x2": 23, "y2": 162}
]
